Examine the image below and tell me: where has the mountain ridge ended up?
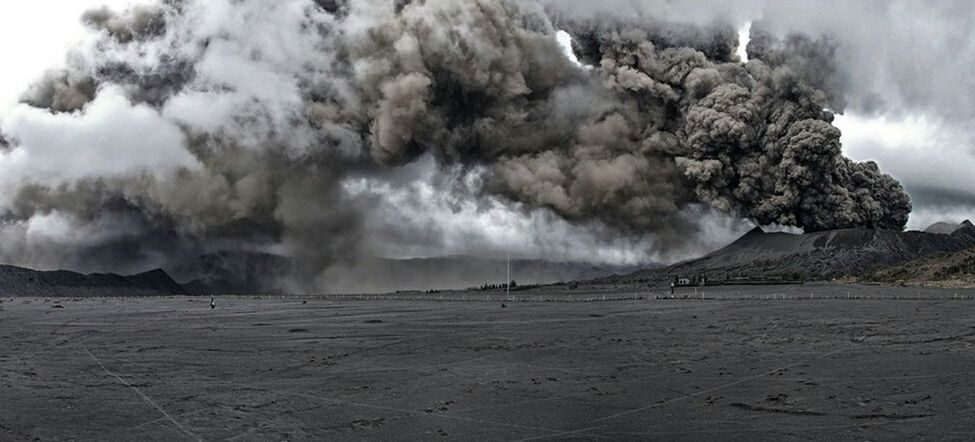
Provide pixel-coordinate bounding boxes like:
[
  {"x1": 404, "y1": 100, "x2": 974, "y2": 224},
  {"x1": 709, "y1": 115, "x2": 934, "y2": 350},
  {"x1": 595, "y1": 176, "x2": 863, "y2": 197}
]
[
  {"x1": 5, "y1": 220, "x2": 973, "y2": 296},
  {"x1": 612, "y1": 221, "x2": 975, "y2": 286},
  {"x1": 0, "y1": 265, "x2": 185, "y2": 297}
]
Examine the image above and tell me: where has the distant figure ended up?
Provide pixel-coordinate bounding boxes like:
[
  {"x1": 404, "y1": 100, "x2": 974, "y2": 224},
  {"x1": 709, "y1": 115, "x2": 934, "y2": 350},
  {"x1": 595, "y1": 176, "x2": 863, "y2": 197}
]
[
  {"x1": 210, "y1": 295, "x2": 216, "y2": 310},
  {"x1": 670, "y1": 282, "x2": 675, "y2": 295}
]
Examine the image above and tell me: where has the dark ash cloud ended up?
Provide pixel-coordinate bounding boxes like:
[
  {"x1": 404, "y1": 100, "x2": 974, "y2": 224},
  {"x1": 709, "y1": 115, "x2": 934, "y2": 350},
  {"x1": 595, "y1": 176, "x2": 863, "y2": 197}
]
[{"x1": 0, "y1": 0, "x2": 914, "y2": 292}]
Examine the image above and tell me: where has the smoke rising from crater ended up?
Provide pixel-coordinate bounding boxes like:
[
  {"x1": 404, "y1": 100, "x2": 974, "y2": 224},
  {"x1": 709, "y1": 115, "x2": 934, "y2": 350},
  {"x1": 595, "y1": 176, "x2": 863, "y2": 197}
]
[{"x1": 0, "y1": 0, "x2": 910, "y2": 291}]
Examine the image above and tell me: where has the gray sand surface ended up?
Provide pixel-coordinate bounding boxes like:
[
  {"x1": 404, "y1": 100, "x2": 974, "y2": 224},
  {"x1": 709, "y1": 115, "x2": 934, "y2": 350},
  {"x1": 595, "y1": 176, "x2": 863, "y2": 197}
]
[{"x1": 3, "y1": 285, "x2": 975, "y2": 440}]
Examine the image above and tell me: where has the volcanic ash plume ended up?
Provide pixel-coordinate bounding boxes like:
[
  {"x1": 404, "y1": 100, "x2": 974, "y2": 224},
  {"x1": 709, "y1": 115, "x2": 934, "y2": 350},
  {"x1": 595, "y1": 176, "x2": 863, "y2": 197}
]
[{"x1": 0, "y1": 0, "x2": 910, "y2": 290}]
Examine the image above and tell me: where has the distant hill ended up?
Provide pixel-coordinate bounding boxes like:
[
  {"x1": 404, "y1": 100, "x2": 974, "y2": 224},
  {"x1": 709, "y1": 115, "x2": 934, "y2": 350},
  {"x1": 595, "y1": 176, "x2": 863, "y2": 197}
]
[
  {"x1": 0, "y1": 252, "x2": 644, "y2": 297},
  {"x1": 0, "y1": 266, "x2": 185, "y2": 297},
  {"x1": 176, "y1": 252, "x2": 646, "y2": 295},
  {"x1": 15, "y1": 219, "x2": 974, "y2": 295},
  {"x1": 925, "y1": 221, "x2": 968, "y2": 235},
  {"x1": 611, "y1": 220, "x2": 975, "y2": 286}
]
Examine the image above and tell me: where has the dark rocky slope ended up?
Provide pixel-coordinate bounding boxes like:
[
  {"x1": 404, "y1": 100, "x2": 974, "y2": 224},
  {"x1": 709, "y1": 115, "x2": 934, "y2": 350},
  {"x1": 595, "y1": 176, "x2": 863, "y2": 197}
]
[
  {"x1": 613, "y1": 221, "x2": 975, "y2": 286},
  {"x1": 0, "y1": 266, "x2": 186, "y2": 297}
]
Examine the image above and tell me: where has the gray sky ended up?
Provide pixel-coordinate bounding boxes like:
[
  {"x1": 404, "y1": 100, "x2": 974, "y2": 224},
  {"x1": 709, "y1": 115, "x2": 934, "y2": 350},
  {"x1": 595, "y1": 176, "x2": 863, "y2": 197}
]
[
  {"x1": 0, "y1": 1, "x2": 151, "y2": 110},
  {"x1": 0, "y1": 0, "x2": 972, "y2": 269}
]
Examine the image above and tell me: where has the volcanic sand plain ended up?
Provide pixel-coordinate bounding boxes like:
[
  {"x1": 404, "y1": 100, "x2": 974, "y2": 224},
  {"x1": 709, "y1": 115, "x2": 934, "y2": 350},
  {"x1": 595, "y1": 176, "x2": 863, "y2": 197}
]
[{"x1": 3, "y1": 283, "x2": 975, "y2": 440}]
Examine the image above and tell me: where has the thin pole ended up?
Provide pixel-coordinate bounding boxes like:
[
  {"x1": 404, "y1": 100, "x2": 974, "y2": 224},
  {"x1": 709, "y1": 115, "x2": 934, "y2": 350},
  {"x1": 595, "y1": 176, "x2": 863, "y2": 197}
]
[{"x1": 506, "y1": 246, "x2": 511, "y2": 301}]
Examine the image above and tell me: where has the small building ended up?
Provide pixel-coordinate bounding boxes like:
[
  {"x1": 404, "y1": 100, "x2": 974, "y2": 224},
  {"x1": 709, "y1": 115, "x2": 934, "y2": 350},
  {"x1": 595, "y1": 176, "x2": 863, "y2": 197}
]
[{"x1": 674, "y1": 274, "x2": 708, "y2": 287}]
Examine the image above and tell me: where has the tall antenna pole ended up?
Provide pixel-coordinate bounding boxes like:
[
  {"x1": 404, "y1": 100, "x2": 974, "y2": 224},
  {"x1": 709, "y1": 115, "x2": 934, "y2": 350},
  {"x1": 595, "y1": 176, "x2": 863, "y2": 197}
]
[{"x1": 506, "y1": 245, "x2": 511, "y2": 301}]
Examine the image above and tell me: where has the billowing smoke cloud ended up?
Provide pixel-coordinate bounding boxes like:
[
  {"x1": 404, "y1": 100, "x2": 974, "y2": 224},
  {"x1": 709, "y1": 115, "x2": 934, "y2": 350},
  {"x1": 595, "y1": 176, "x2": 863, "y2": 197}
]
[
  {"x1": 0, "y1": 0, "x2": 910, "y2": 291},
  {"x1": 544, "y1": 0, "x2": 975, "y2": 228}
]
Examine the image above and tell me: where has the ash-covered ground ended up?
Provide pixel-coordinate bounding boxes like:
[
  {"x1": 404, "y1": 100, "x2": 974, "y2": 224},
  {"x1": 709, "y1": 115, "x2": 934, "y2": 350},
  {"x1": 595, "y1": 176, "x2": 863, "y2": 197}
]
[{"x1": 4, "y1": 284, "x2": 975, "y2": 440}]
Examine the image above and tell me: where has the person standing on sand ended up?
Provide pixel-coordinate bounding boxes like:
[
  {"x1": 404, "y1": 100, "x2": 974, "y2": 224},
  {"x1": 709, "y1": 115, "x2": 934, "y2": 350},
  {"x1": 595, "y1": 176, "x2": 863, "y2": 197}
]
[{"x1": 210, "y1": 295, "x2": 216, "y2": 310}]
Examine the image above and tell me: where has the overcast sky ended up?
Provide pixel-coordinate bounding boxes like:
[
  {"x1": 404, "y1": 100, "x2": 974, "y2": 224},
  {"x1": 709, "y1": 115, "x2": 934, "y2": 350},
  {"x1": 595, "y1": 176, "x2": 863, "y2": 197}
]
[
  {"x1": 0, "y1": 1, "x2": 147, "y2": 110},
  {"x1": 0, "y1": 0, "x2": 973, "y2": 269}
]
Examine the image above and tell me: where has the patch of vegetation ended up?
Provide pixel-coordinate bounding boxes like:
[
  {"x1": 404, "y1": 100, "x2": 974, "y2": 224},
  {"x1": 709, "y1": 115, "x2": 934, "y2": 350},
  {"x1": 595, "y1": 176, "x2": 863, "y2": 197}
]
[{"x1": 864, "y1": 246, "x2": 975, "y2": 288}]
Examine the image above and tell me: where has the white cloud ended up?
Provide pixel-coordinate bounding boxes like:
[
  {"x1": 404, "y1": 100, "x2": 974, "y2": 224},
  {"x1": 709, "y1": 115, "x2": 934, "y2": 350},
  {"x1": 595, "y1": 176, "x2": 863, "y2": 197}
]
[
  {"x1": 556, "y1": 30, "x2": 581, "y2": 65},
  {"x1": 158, "y1": 0, "x2": 340, "y2": 153},
  {"x1": 342, "y1": 155, "x2": 749, "y2": 265},
  {"x1": 0, "y1": 0, "x2": 154, "y2": 113},
  {"x1": 736, "y1": 21, "x2": 752, "y2": 62},
  {"x1": 0, "y1": 86, "x2": 198, "y2": 200}
]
